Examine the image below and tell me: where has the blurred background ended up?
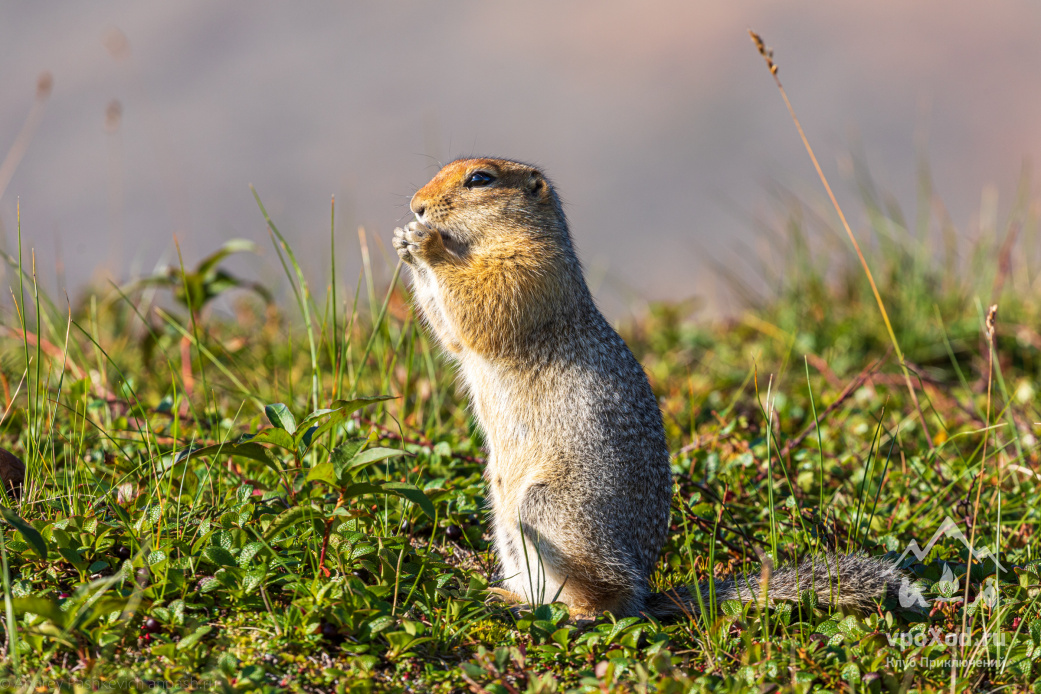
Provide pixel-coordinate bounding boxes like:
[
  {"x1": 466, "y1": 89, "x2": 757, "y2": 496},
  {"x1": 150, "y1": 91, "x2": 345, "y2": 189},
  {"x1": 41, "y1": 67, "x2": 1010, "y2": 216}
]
[{"x1": 1, "y1": 1, "x2": 1039, "y2": 319}]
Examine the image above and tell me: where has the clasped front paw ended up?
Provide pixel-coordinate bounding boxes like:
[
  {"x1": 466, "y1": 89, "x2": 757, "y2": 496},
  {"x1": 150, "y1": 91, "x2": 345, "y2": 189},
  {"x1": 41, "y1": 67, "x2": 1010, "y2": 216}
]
[{"x1": 392, "y1": 221, "x2": 434, "y2": 265}]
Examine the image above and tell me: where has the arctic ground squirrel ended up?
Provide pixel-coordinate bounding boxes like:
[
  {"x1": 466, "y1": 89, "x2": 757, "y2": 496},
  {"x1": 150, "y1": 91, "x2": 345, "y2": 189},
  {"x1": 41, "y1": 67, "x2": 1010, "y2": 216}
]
[{"x1": 393, "y1": 157, "x2": 901, "y2": 619}]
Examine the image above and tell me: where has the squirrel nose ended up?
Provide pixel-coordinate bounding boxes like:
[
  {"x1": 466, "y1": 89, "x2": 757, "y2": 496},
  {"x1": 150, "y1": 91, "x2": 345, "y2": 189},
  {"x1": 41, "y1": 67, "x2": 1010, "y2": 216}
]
[{"x1": 410, "y1": 194, "x2": 426, "y2": 220}]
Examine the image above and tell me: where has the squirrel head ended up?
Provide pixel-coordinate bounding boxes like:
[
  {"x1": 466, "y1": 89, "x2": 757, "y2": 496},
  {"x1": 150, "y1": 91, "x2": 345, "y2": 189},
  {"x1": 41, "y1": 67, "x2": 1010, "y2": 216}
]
[{"x1": 410, "y1": 158, "x2": 570, "y2": 255}]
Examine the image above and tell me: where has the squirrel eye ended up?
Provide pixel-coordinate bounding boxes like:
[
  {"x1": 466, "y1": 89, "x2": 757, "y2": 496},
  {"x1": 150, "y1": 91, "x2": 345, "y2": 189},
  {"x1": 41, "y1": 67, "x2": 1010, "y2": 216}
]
[{"x1": 464, "y1": 171, "x2": 496, "y2": 188}]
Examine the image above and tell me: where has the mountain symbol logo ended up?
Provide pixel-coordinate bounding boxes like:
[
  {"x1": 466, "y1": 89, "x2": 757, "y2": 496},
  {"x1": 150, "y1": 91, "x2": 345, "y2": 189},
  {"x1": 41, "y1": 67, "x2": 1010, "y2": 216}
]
[{"x1": 894, "y1": 516, "x2": 1004, "y2": 609}]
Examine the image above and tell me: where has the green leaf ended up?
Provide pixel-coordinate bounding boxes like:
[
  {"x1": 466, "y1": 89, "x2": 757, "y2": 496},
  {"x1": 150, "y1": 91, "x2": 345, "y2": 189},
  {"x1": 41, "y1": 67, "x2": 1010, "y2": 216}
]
[
  {"x1": 339, "y1": 447, "x2": 407, "y2": 480},
  {"x1": 202, "y1": 546, "x2": 237, "y2": 567},
  {"x1": 330, "y1": 439, "x2": 366, "y2": 476},
  {"x1": 836, "y1": 615, "x2": 864, "y2": 638},
  {"x1": 815, "y1": 619, "x2": 840, "y2": 637},
  {"x1": 263, "y1": 505, "x2": 321, "y2": 542},
  {"x1": 308, "y1": 444, "x2": 407, "y2": 489},
  {"x1": 178, "y1": 441, "x2": 283, "y2": 474},
  {"x1": 238, "y1": 542, "x2": 263, "y2": 568},
  {"x1": 214, "y1": 529, "x2": 234, "y2": 551},
  {"x1": 242, "y1": 567, "x2": 266, "y2": 594},
  {"x1": 51, "y1": 528, "x2": 73, "y2": 549},
  {"x1": 177, "y1": 624, "x2": 213, "y2": 651},
  {"x1": 199, "y1": 577, "x2": 221, "y2": 593},
  {"x1": 298, "y1": 425, "x2": 319, "y2": 451},
  {"x1": 297, "y1": 396, "x2": 395, "y2": 431},
  {"x1": 339, "y1": 481, "x2": 435, "y2": 518},
  {"x1": 551, "y1": 627, "x2": 571, "y2": 648},
  {"x1": 296, "y1": 406, "x2": 349, "y2": 433},
  {"x1": 379, "y1": 482, "x2": 436, "y2": 520},
  {"x1": 75, "y1": 596, "x2": 130, "y2": 631},
  {"x1": 350, "y1": 545, "x2": 375, "y2": 561},
  {"x1": 265, "y1": 403, "x2": 296, "y2": 434},
  {"x1": 58, "y1": 547, "x2": 86, "y2": 568},
  {"x1": 773, "y1": 601, "x2": 793, "y2": 626},
  {"x1": 604, "y1": 616, "x2": 641, "y2": 645},
  {"x1": 0, "y1": 505, "x2": 48, "y2": 560},
  {"x1": 12, "y1": 596, "x2": 66, "y2": 626},
  {"x1": 197, "y1": 238, "x2": 258, "y2": 277},
  {"x1": 720, "y1": 600, "x2": 744, "y2": 617},
  {"x1": 306, "y1": 462, "x2": 339, "y2": 488},
  {"x1": 245, "y1": 428, "x2": 295, "y2": 452},
  {"x1": 368, "y1": 615, "x2": 395, "y2": 634}
]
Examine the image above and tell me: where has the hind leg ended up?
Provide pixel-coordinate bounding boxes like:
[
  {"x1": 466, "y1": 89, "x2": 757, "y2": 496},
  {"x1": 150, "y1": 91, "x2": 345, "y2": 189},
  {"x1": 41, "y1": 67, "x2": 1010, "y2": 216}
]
[
  {"x1": 495, "y1": 482, "x2": 645, "y2": 619},
  {"x1": 489, "y1": 495, "x2": 569, "y2": 609}
]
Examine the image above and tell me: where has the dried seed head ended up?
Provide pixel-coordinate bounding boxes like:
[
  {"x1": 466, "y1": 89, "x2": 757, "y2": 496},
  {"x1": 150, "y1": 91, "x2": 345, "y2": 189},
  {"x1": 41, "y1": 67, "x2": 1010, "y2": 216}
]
[
  {"x1": 749, "y1": 30, "x2": 778, "y2": 76},
  {"x1": 36, "y1": 72, "x2": 53, "y2": 99},
  {"x1": 106, "y1": 99, "x2": 123, "y2": 132},
  {"x1": 103, "y1": 28, "x2": 130, "y2": 61},
  {"x1": 986, "y1": 304, "x2": 998, "y2": 344}
]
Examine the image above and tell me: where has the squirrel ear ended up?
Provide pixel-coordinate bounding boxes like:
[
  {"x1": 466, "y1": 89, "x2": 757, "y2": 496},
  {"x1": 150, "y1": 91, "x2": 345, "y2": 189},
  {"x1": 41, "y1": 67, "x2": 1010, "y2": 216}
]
[{"x1": 525, "y1": 172, "x2": 545, "y2": 196}]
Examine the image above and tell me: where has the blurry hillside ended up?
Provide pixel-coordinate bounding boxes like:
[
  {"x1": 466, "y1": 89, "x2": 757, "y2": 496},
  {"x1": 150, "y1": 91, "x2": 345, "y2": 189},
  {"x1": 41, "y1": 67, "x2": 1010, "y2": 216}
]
[{"x1": 1, "y1": 1, "x2": 1040, "y2": 317}]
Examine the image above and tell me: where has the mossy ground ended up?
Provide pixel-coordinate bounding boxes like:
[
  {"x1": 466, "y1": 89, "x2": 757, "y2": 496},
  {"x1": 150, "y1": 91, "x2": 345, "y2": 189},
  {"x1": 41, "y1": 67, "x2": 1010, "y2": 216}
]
[{"x1": 1, "y1": 179, "x2": 1040, "y2": 693}]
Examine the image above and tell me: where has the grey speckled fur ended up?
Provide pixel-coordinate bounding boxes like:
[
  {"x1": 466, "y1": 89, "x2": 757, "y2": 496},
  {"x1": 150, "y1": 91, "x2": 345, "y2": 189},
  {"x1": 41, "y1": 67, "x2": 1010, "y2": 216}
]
[{"x1": 648, "y1": 553, "x2": 904, "y2": 617}]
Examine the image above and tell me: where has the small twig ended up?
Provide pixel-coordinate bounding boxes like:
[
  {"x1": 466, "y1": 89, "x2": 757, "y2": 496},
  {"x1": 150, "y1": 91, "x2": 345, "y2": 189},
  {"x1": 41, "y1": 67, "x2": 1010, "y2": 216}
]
[{"x1": 460, "y1": 673, "x2": 493, "y2": 694}]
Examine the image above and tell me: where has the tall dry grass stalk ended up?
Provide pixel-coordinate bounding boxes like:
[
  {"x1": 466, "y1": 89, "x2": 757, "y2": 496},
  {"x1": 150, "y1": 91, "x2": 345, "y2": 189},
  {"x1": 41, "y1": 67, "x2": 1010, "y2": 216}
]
[
  {"x1": 748, "y1": 30, "x2": 935, "y2": 450},
  {"x1": 957, "y1": 303, "x2": 999, "y2": 685}
]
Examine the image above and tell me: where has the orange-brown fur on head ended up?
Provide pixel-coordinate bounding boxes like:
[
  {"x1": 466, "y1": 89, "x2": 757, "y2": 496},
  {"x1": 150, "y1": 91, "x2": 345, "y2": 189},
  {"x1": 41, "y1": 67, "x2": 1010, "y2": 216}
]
[
  {"x1": 411, "y1": 158, "x2": 568, "y2": 252},
  {"x1": 404, "y1": 158, "x2": 586, "y2": 359}
]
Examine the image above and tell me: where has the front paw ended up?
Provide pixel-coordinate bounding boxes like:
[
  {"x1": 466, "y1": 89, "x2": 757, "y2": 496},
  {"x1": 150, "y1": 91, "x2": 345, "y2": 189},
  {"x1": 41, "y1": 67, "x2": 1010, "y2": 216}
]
[
  {"x1": 392, "y1": 221, "x2": 438, "y2": 265},
  {"x1": 392, "y1": 224, "x2": 415, "y2": 264}
]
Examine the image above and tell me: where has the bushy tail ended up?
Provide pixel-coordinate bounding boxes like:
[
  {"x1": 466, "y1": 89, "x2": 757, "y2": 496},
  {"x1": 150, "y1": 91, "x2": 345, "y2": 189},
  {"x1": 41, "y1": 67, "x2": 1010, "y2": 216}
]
[{"x1": 645, "y1": 553, "x2": 903, "y2": 619}]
